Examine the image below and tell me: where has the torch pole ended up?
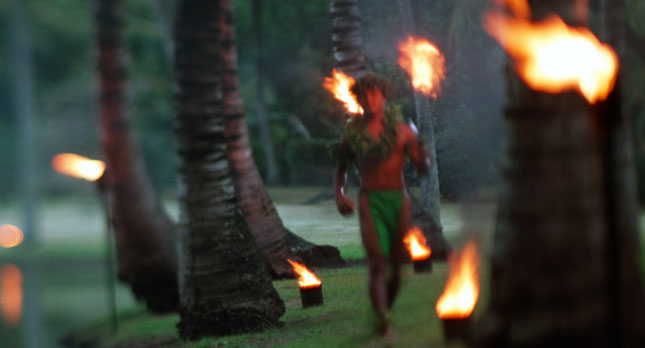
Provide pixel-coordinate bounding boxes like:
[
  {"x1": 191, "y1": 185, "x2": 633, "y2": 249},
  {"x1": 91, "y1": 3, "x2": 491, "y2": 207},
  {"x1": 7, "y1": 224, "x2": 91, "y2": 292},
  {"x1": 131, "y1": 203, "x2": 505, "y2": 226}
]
[{"x1": 97, "y1": 175, "x2": 118, "y2": 333}]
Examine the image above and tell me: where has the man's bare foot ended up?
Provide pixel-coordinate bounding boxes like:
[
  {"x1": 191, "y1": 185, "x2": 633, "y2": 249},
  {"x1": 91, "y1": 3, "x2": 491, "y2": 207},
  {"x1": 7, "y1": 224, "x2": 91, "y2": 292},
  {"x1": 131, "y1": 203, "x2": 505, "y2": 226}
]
[{"x1": 377, "y1": 314, "x2": 392, "y2": 337}]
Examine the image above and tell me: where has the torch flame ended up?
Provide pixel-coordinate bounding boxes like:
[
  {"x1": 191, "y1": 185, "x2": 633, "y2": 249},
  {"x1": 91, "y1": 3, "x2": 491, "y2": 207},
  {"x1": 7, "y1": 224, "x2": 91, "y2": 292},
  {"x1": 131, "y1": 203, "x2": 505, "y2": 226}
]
[
  {"x1": 484, "y1": 0, "x2": 618, "y2": 104},
  {"x1": 1, "y1": 264, "x2": 23, "y2": 326},
  {"x1": 323, "y1": 69, "x2": 364, "y2": 116},
  {"x1": 398, "y1": 36, "x2": 446, "y2": 98},
  {"x1": 403, "y1": 226, "x2": 431, "y2": 261},
  {"x1": 436, "y1": 240, "x2": 480, "y2": 319},
  {"x1": 287, "y1": 259, "x2": 322, "y2": 289},
  {"x1": 0, "y1": 225, "x2": 23, "y2": 248},
  {"x1": 52, "y1": 153, "x2": 106, "y2": 181}
]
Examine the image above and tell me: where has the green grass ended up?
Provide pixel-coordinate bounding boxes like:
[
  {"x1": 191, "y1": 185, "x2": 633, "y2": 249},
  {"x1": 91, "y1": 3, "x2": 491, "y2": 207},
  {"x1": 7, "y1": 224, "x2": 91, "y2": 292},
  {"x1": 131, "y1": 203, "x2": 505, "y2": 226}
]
[
  {"x1": 98, "y1": 263, "x2": 483, "y2": 348},
  {"x1": 5, "y1": 187, "x2": 643, "y2": 347}
]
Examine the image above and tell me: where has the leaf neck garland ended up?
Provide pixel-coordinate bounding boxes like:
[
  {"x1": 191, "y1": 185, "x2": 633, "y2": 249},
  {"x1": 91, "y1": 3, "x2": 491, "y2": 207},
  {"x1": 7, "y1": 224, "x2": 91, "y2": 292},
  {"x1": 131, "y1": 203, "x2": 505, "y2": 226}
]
[{"x1": 342, "y1": 105, "x2": 402, "y2": 162}]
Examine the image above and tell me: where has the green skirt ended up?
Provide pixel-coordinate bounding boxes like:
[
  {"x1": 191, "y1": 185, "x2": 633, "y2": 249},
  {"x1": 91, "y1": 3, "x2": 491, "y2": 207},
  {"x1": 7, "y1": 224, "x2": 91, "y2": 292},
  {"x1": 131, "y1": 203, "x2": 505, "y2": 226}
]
[{"x1": 366, "y1": 191, "x2": 403, "y2": 257}]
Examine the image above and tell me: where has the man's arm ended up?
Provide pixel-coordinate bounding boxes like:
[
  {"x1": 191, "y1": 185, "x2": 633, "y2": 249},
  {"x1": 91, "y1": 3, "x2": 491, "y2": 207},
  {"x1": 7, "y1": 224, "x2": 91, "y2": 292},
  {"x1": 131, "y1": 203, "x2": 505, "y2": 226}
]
[
  {"x1": 334, "y1": 140, "x2": 355, "y2": 216},
  {"x1": 404, "y1": 123, "x2": 430, "y2": 174}
]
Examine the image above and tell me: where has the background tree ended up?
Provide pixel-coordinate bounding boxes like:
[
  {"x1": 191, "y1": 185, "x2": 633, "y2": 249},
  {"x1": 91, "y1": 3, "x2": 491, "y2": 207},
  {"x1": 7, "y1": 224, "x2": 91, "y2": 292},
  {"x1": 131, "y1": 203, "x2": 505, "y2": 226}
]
[
  {"x1": 330, "y1": 0, "x2": 366, "y2": 78},
  {"x1": 173, "y1": 0, "x2": 284, "y2": 339},
  {"x1": 10, "y1": 0, "x2": 38, "y2": 245},
  {"x1": 95, "y1": 0, "x2": 178, "y2": 312},
  {"x1": 250, "y1": 0, "x2": 279, "y2": 184},
  {"x1": 476, "y1": 0, "x2": 645, "y2": 346},
  {"x1": 223, "y1": 0, "x2": 344, "y2": 277}
]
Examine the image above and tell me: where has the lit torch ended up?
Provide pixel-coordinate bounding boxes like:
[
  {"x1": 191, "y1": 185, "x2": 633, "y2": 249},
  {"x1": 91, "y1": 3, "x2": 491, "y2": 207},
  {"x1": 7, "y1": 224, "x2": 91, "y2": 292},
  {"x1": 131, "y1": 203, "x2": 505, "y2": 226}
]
[
  {"x1": 51, "y1": 153, "x2": 106, "y2": 182},
  {"x1": 403, "y1": 226, "x2": 432, "y2": 273},
  {"x1": 1, "y1": 264, "x2": 23, "y2": 327},
  {"x1": 51, "y1": 153, "x2": 118, "y2": 332},
  {"x1": 0, "y1": 225, "x2": 24, "y2": 249},
  {"x1": 287, "y1": 259, "x2": 323, "y2": 308},
  {"x1": 398, "y1": 35, "x2": 446, "y2": 98},
  {"x1": 436, "y1": 240, "x2": 480, "y2": 341},
  {"x1": 483, "y1": 0, "x2": 618, "y2": 104},
  {"x1": 323, "y1": 69, "x2": 364, "y2": 116}
]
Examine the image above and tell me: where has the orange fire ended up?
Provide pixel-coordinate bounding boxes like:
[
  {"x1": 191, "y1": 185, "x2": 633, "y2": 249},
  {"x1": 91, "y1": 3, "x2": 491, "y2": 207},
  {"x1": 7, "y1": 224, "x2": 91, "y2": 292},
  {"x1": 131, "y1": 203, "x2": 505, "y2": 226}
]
[
  {"x1": 1, "y1": 264, "x2": 23, "y2": 326},
  {"x1": 398, "y1": 36, "x2": 446, "y2": 98},
  {"x1": 403, "y1": 226, "x2": 431, "y2": 261},
  {"x1": 436, "y1": 240, "x2": 480, "y2": 319},
  {"x1": 323, "y1": 69, "x2": 364, "y2": 116},
  {"x1": 484, "y1": 0, "x2": 618, "y2": 104},
  {"x1": 287, "y1": 259, "x2": 322, "y2": 289},
  {"x1": 52, "y1": 153, "x2": 106, "y2": 181},
  {"x1": 0, "y1": 225, "x2": 24, "y2": 248}
]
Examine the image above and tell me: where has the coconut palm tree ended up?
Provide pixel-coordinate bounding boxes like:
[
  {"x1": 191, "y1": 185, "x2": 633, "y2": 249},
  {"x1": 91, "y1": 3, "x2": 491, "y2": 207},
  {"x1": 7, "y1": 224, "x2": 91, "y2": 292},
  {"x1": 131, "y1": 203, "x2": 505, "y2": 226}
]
[
  {"x1": 173, "y1": 0, "x2": 284, "y2": 338},
  {"x1": 95, "y1": 0, "x2": 177, "y2": 312}
]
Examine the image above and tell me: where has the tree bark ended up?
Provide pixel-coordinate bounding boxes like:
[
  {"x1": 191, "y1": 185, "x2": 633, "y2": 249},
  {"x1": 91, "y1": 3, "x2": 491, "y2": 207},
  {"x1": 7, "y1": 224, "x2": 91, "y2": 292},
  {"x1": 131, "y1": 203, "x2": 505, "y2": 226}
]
[
  {"x1": 475, "y1": 1, "x2": 645, "y2": 346},
  {"x1": 218, "y1": 0, "x2": 295, "y2": 278},
  {"x1": 599, "y1": 0, "x2": 645, "y2": 345},
  {"x1": 330, "y1": 0, "x2": 366, "y2": 78},
  {"x1": 397, "y1": 0, "x2": 448, "y2": 261},
  {"x1": 10, "y1": 0, "x2": 38, "y2": 245},
  {"x1": 95, "y1": 0, "x2": 178, "y2": 312},
  {"x1": 173, "y1": 0, "x2": 285, "y2": 339},
  {"x1": 251, "y1": 0, "x2": 279, "y2": 185}
]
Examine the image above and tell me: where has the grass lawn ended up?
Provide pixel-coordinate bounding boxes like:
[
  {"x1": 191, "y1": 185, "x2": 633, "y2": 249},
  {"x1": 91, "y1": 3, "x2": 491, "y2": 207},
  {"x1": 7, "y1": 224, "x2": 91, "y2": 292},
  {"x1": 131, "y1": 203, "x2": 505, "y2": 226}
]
[
  {"x1": 90, "y1": 262, "x2": 488, "y2": 348},
  {"x1": 59, "y1": 187, "x2": 494, "y2": 347},
  {"x1": 2, "y1": 187, "x2": 642, "y2": 347}
]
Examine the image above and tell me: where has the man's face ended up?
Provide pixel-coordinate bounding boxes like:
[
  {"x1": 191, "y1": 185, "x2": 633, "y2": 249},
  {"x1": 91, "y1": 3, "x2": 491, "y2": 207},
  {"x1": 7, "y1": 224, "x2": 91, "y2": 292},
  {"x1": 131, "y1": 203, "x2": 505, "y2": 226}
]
[{"x1": 365, "y1": 88, "x2": 386, "y2": 117}]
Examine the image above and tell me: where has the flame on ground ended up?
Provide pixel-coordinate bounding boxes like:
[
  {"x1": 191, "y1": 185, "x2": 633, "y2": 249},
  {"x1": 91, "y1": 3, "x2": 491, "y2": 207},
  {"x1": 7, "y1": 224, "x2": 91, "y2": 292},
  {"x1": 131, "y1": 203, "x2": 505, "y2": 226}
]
[
  {"x1": 403, "y1": 226, "x2": 431, "y2": 261},
  {"x1": 436, "y1": 240, "x2": 480, "y2": 319},
  {"x1": 0, "y1": 225, "x2": 23, "y2": 248},
  {"x1": 323, "y1": 69, "x2": 364, "y2": 116},
  {"x1": 397, "y1": 36, "x2": 446, "y2": 98},
  {"x1": 52, "y1": 153, "x2": 106, "y2": 182},
  {"x1": 287, "y1": 259, "x2": 322, "y2": 289},
  {"x1": 484, "y1": 0, "x2": 618, "y2": 104},
  {"x1": 1, "y1": 264, "x2": 23, "y2": 326}
]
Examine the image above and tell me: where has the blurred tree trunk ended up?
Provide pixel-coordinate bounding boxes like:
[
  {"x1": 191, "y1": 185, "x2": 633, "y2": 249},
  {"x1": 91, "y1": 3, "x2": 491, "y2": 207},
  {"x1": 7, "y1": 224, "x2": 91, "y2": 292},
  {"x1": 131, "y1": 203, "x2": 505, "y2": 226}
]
[
  {"x1": 222, "y1": 0, "x2": 345, "y2": 277},
  {"x1": 397, "y1": 0, "x2": 448, "y2": 261},
  {"x1": 330, "y1": 0, "x2": 365, "y2": 78},
  {"x1": 95, "y1": 0, "x2": 178, "y2": 312},
  {"x1": 173, "y1": 0, "x2": 284, "y2": 339},
  {"x1": 475, "y1": 1, "x2": 645, "y2": 346},
  {"x1": 302, "y1": 0, "x2": 368, "y2": 205},
  {"x1": 151, "y1": 0, "x2": 175, "y2": 69},
  {"x1": 10, "y1": 0, "x2": 38, "y2": 245},
  {"x1": 251, "y1": 0, "x2": 279, "y2": 184},
  {"x1": 220, "y1": 0, "x2": 292, "y2": 278},
  {"x1": 599, "y1": 0, "x2": 645, "y2": 345}
]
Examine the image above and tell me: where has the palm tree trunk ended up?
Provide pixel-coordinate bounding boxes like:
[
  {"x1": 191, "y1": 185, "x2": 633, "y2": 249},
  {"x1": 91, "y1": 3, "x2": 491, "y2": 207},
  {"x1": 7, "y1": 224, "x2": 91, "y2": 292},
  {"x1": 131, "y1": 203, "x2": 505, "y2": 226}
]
[
  {"x1": 174, "y1": 0, "x2": 284, "y2": 338},
  {"x1": 330, "y1": 0, "x2": 366, "y2": 78},
  {"x1": 95, "y1": 0, "x2": 178, "y2": 312},
  {"x1": 599, "y1": 0, "x2": 645, "y2": 344},
  {"x1": 218, "y1": 0, "x2": 294, "y2": 278},
  {"x1": 252, "y1": 0, "x2": 279, "y2": 185},
  {"x1": 476, "y1": 1, "x2": 645, "y2": 345}
]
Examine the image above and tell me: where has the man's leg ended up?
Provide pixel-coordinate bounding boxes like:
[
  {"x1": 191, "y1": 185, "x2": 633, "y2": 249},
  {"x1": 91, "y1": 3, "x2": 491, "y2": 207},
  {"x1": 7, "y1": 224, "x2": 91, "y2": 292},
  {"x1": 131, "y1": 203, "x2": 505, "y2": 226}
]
[
  {"x1": 387, "y1": 191, "x2": 411, "y2": 309},
  {"x1": 359, "y1": 192, "x2": 389, "y2": 334}
]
